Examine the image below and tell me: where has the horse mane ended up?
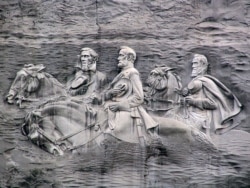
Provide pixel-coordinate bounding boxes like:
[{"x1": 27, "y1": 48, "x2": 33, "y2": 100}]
[
  {"x1": 166, "y1": 70, "x2": 182, "y2": 101},
  {"x1": 146, "y1": 67, "x2": 182, "y2": 102},
  {"x1": 43, "y1": 72, "x2": 65, "y2": 89},
  {"x1": 168, "y1": 71, "x2": 182, "y2": 90}
]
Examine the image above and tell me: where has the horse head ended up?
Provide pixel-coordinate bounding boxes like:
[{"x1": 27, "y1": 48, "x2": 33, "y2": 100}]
[
  {"x1": 146, "y1": 66, "x2": 182, "y2": 97},
  {"x1": 145, "y1": 66, "x2": 182, "y2": 115},
  {"x1": 6, "y1": 64, "x2": 46, "y2": 104},
  {"x1": 21, "y1": 100, "x2": 102, "y2": 156},
  {"x1": 21, "y1": 109, "x2": 64, "y2": 156},
  {"x1": 6, "y1": 64, "x2": 67, "y2": 107},
  {"x1": 147, "y1": 66, "x2": 172, "y2": 91}
]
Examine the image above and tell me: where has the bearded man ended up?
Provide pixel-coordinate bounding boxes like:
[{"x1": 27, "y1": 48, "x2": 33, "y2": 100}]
[
  {"x1": 181, "y1": 54, "x2": 242, "y2": 135},
  {"x1": 67, "y1": 48, "x2": 107, "y2": 102}
]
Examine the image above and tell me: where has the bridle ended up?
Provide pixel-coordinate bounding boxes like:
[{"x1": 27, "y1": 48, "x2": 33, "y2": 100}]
[{"x1": 24, "y1": 110, "x2": 107, "y2": 152}]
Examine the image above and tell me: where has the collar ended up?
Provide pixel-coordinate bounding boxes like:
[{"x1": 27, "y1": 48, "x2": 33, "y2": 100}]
[{"x1": 121, "y1": 64, "x2": 134, "y2": 71}]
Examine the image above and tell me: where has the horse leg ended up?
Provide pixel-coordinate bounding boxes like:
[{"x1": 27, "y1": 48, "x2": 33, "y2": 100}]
[
  {"x1": 153, "y1": 116, "x2": 194, "y2": 142},
  {"x1": 43, "y1": 142, "x2": 64, "y2": 156}
]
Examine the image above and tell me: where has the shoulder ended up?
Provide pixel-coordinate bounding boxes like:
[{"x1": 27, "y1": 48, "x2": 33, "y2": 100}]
[
  {"x1": 188, "y1": 79, "x2": 203, "y2": 93},
  {"x1": 96, "y1": 71, "x2": 107, "y2": 80},
  {"x1": 123, "y1": 68, "x2": 139, "y2": 78},
  {"x1": 199, "y1": 75, "x2": 230, "y2": 94},
  {"x1": 199, "y1": 75, "x2": 221, "y2": 86}
]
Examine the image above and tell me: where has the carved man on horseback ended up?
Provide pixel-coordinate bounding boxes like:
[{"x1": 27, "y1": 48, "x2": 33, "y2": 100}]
[
  {"x1": 103, "y1": 46, "x2": 159, "y2": 144},
  {"x1": 66, "y1": 47, "x2": 107, "y2": 101}
]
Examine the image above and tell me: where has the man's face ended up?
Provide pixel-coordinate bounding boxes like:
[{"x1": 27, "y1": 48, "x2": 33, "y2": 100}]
[
  {"x1": 80, "y1": 50, "x2": 95, "y2": 71},
  {"x1": 117, "y1": 49, "x2": 129, "y2": 68},
  {"x1": 191, "y1": 57, "x2": 205, "y2": 77}
]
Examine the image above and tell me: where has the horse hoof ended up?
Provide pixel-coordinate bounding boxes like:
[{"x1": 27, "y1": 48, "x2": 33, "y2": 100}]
[
  {"x1": 52, "y1": 148, "x2": 64, "y2": 156},
  {"x1": 7, "y1": 99, "x2": 14, "y2": 104},
  {"x1": 48, "y1": 145, "x2": 64, "y2": 156},
  {"x1": 59, "y1": 143, "x2": 68, "y2": 151},
  {"x1": 53, "y1": 149, "x2": 59, "y2": 156}
]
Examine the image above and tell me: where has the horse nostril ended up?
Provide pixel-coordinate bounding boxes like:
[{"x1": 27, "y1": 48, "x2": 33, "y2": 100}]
[
  {"x1": 53, "y1": 149, "x2": 60, "y2": 156},
  {"x1": 52, "y1": 147, "x2": 64, "y2": 156},
  {"x1": 6, "y1": 95, "x2": 14, "y2": 104}
]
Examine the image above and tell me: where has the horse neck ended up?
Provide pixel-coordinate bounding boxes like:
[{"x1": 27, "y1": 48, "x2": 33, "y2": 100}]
[
  {"x1": 37, "y1": 74, "x2": 66, "y2": 97},
  {"x1": 165, "y1": 73, "x2": 181, "y2": 102}
]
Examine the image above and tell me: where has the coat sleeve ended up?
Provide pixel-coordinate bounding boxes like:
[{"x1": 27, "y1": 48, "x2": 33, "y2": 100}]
[{"x1": 128, "y1": 71, "x2": 144, "y2": 108}]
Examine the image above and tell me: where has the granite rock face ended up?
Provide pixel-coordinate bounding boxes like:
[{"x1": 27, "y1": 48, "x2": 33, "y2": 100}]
[{"x1": 1, "y1": 0, "x2": 250, "y2": 187}]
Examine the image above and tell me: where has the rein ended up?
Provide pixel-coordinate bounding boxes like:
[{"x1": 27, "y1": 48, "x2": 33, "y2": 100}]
[
  {"x1": 36, "y1": 122, "x2": 96, "y2": 145},
  {"x1": 14, "y1": 69, "x2": 40, "y2": 106},
  {"x1": 36, "y1": 119, "x2": 107, "y2": 151},
  {"x1": 56, "y1": 122, "x2": 97, "y2": 143}
]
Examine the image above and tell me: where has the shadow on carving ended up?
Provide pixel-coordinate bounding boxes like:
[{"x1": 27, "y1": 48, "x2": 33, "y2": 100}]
[{"x1": 5, "y1": 48, "x2": 242, "y2": 159}]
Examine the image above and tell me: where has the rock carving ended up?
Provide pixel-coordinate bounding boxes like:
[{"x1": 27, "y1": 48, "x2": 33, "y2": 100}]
[
  {"x1": 5, "y1": 48, "x2": 242, "y2": 156},
  {"x1": 66, "y1": 47, "x2": 107, "y2": 102},
  {"x1": 178, "y1": 54, "x2": 242, "y2": 136},
  {"x1": 21, "y1": 100, "x2": 105, "y2": 155},
  {"x1": 103, "y1": 46, "x2": 159, "y2": 144},
  {"x1": 6, "y1": 64, "x2": 67, "y2": 107},
  {"x1": 6, "y1": 48, "x2": 108, "y2": 108},
  {"x1": 144, "y1": 65, "x2": 182, "y2": 116}
]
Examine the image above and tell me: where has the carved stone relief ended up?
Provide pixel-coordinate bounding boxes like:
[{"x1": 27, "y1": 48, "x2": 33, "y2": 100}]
[{"x1": 1, "y1": 1, "x2": 250, "y2": 187}]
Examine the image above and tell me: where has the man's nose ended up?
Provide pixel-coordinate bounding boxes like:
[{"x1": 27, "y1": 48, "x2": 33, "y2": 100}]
[{"x1": 81, "y1": 57, "x2": 87, "y2": 61}]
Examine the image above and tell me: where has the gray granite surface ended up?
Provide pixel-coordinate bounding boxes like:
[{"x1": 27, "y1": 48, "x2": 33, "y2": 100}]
[{"x1": 1, "y1": 0, "x2": 250, "y2": 187}]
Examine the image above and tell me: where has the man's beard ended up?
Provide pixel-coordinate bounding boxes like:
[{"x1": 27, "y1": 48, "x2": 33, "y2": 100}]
[{"x1": 81, "y1": 62, "x2": 96, "y2": 72}]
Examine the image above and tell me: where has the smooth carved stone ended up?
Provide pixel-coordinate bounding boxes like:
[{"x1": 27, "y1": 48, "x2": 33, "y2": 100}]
[
  {"x1": 6, "y1": 48, "x2": 108, "y2": 108},
  {"x1": 22, "y1": 99, "x2": 216, "y2": 156},
  {"x1": 66, "y1": 47, "x2": 107, "y2": 97},
  {"x1": 18, "y1": 47, "x2": 220, "y2": 158},
  {"x1": 144, "y1": 65, "x2": 182, "y2": 115},
  {"x1": 179, "y1": 54, "x2": 242, "y2": 136},
  {"x1": 5, "y1": 47, "x2": 243, "y2": 153},
  {"x1": 21, "y1": 100, "x2": 104, "y2": 156},
  {"x1": 1, "y1": 0, "x2": 250, "y2": 187},
  {"x1": 6, "y1": 64, "x2": 67, "y2": 108}
]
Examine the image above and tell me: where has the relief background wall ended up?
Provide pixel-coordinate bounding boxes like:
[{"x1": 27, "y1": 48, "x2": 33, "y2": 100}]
[{"x1": 0, "y1": 0, "x2": 250, "y2": 187}]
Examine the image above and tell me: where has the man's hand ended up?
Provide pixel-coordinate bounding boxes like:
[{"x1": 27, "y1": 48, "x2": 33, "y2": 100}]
[
  {"x1": 180, "y1": 96, "x2": 196, "y2": 107},
  {"x1": 88, "y1": 93, "x2": 102, "y2": 104},
  {"x1": 104, "y1": 102, "x2": 130, "y2": 112},
  {"x1": 108, "y1": 103, "x2": 120, "y2": 112},
  {"x1": 182, "y1": 96, "x2": 205, "y2": 110},
  {"x1": 106, "y1": 89, "x2": 121, "y2": 97},
  {"x1": 175, "y1": 87, "x2": 189, "y2": 97},
  {"x1": 184, "y1": 96, "x2": 196, "y2": 106}
]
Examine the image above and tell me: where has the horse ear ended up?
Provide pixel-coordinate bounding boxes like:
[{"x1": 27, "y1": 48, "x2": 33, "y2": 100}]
[
  {"x1": 162, "y1": 67, "x2": 177, "y2": 73},
  {"x1": 37, "y1": 64, "x2": 46, "y2": 72},
  {"x1": 24, "y1": 64, "x2": 35, "y2": 68},
  {"x1": 155, "y1": 64, "x2": 165, "y2": 68}
]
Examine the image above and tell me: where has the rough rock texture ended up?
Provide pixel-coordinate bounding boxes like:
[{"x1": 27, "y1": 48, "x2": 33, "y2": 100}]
[
  {"x1": 1, "y1": 0, "x2": 250, "y2": 187},
  {"x1": 1, "y1": 1, "x2": 250, "y2": 129}
]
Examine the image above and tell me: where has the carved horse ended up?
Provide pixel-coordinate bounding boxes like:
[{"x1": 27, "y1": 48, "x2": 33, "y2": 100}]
[
  {"x1": 6, "y1": 64, "x2": 67, "y2": 107},
  {"x1": 18, "y1": 65, "x2": 214, "y2": 156},
  {"x1": 144, "y1": 66, "x2": 182, "y2": 116},
  {"x1": 21, "y1": 100, "x2": 106, "y2": 155},
  {"x1": 21, "y1": 99, "x2": 214, "y2": 156}
]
